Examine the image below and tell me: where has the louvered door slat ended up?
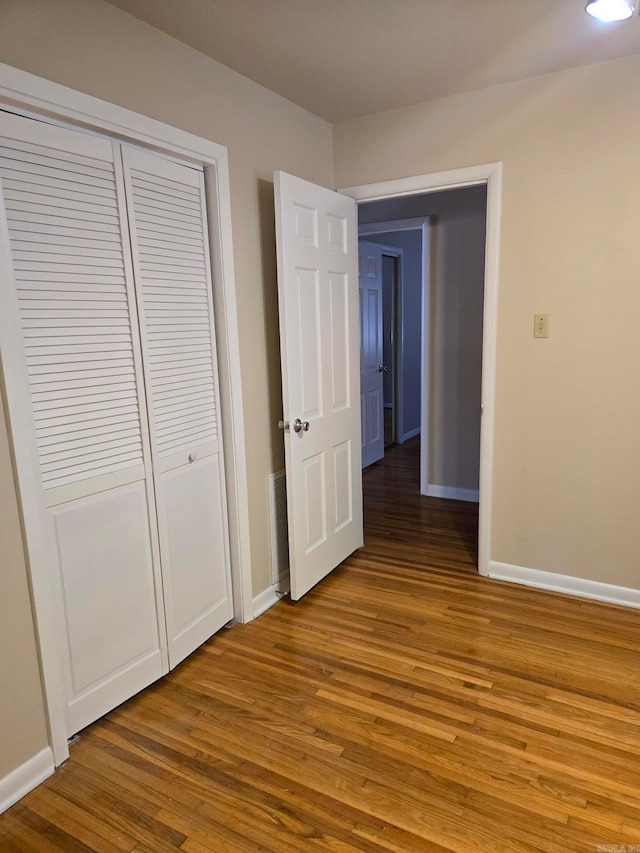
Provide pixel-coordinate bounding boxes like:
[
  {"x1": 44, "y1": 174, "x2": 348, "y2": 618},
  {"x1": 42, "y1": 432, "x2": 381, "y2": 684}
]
[
  {"x1": 41, "y1": 425, "x2": 140, "y2": 452},
  {"x1": 15, "y1": 251, "x2": 124, "y2": 265},
  {"x1": 26, "y1": 333, "x2": 131, "y2": 348},
  {"x1": 136, "y1": 224, "x2": 203, "y2": 244},
  {"x1": 0, "y1": 153, "x2": 114, "y2": 180},
  {"x1": 156, "y1": 427, "x2": 215, "y2": 452},
  {"x1": 13, "y1": 244, "x2": 124, "y2": 261},
  {"x1": 131, "y1": 174, "x2": 201, "y2": 203},
  {"x1": 154, "y1": 383, "x2": 214, "y2": 403},
  {"x1": 35, "y1": 414, "x2": 142, "y2": 443},
  {"x1": 29, "y1": 364, "x2": 133, "y2": 382},
  {"x1": 0, "y1": 130, "x2": 144, "y2": 491},
  {"x1": 1, "y1": 136, "x2": 115, "y2": 171},
  {"x1": 11, "y1": 230, "x2": 122, "y2": 249},
  {"x1": 138, "y1": 242, "x2": 204, "y2": 259},
  {"x1": 0, "y1": 166, "x2": 116, "y2": 197},
  {"x1": 9, "y1": 210, "x2": 121, "y2": 232},
  {"x1": 122, "y1": 149, "x2": 221, "y2": 461},
  {"x1": 0, "y1": 112, "x2": 171, "y2": 739},
  {"x1": 123, "y1": 146, "x2": 232, "y2": 668},
  {"x1": 40, "y1": 453, "x2": 143, "y2": 485},
  {"x1": 3, "y1": 187, "x2": 119, "y2": 217},
  {"x1": 37, "y1": 420, "x2": 141, "y2": 447},
  {"x1": 32, "y1": 380, "x2": 132, "y2": 399},
  {"x1": 154, "y1": 365, "x2": 209, "y2": 384},
  {"x1": 41, "y1": 447, "x2": 143, "y2": 476}
]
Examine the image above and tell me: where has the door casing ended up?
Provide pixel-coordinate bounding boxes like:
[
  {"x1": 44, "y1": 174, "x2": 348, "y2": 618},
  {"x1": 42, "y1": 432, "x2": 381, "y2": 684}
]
[{"x1": 341, "y1": 162, "x2": 502, "y2": 580}]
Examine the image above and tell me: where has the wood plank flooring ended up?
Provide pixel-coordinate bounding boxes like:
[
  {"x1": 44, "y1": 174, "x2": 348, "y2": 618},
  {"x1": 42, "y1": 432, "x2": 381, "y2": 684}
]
[{"x1": 3, "y1": 440, "x2": 640, "y2": 851}]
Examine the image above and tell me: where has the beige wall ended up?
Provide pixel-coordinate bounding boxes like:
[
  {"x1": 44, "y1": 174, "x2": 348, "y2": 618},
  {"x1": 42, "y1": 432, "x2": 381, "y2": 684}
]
[
  {"x1": 0, "y1": 0, "x2": 332, "y2": 782},
  {"x1": 0, "y1": 0, "x2": 333, "y2": 592},
  {"x1": 0, "y1": 397, "x2": 49, "y2": 779},
  {"x1": 335, "y1": 54, "x2": 640, "y2": 586}
]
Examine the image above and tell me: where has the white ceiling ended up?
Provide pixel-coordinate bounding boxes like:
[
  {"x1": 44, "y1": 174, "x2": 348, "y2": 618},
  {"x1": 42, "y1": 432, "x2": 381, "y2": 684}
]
[{"x1": 106, "y1": 0, "x2": 640, "y2": 122}]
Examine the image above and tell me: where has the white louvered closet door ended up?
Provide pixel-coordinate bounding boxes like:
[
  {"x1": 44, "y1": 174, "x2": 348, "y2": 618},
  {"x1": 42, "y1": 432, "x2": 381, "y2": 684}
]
[
  {"x1": 0, "y1": 112, "x2": 166, "y2": 735},
  {"x1": 122, "y1": 147, "x2": 233, "y2": 667}
]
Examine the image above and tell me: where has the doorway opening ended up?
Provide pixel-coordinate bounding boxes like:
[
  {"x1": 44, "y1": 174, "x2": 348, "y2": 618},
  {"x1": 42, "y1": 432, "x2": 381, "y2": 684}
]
[{"x1": 344, "y1": 164, "x2": 501, "y2": 574}]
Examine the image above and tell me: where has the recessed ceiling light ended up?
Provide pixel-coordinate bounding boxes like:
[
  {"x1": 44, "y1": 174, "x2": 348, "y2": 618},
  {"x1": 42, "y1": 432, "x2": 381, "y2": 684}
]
[{"x1": 585, "y1": 0, "x2": 636, "y2": 22}]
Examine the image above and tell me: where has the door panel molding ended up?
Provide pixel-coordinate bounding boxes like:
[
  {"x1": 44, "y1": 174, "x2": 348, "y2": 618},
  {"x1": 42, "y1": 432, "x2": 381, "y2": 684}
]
[{"x1": 275, "y1": 171, "x2": 363, "y2": 601}]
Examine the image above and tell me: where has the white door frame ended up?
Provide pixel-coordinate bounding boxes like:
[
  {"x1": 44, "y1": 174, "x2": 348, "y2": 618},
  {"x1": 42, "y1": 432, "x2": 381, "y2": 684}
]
[
  {"x1": 359, "y1": 219, "x2": 430, "y2": 491},
  {"x1": 341, "y1": 162, "x2": 502, "y2": 579},
  {"x1": 0, "y1": 63, "x2": 253, "y2": 766}
]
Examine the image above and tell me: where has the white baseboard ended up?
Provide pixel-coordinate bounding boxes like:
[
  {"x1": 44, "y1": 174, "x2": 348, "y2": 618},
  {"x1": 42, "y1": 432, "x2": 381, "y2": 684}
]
[
  {"x1": 399, "y1": 426, "x2": 421, "y2": 443},
  {"x1": 0, "y1": 747, "x2": 54, "y2": 814},
  {"x1": 426, "y1": 484, "x2": 479, "y2": 503},
  {"x1": 253, "y1": 573, "x2": 290, "y2": 618},
  {"x1": 488, "y1": 560, "x2": 640, "y2": 609}
]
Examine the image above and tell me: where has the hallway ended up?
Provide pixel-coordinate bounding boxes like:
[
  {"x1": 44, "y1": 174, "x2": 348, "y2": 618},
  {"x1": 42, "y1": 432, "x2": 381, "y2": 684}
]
[{"x1": 362, "y1": 437, "x2": 479, "y2": 575}]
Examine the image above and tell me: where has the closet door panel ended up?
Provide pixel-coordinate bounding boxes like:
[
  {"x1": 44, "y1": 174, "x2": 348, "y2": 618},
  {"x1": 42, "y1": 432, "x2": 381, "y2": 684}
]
[
  {"x1": 123, "y1": 147, "x2": 233, "y2": 667},
  {"x1": 0, "y1": 115, "x2": 145, "y2": 491},
  {"x1": 156, "y1": 455, "x2": 230, "y2": 665},
  {"x1": 50, "y1": 481, "x2": 162, "y2": 734},
  {"x1": 0, "y1": 112, "x2": 166, "y2": 733}
]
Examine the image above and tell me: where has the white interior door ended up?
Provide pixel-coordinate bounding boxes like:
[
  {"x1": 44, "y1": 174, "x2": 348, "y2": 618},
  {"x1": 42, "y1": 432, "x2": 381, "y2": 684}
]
[
  {"x1": 359, "y1": 241, "x2": 384, "y2": 468},
  {"x1": 274, "y1": 171, "x2": 363, "y2": 600},
  {"x1": 122, "y1": 146, "x2": 233, "y2": 667},
  {"x1": 0, "y1": 111, "x2": 166, "y2": 735}
]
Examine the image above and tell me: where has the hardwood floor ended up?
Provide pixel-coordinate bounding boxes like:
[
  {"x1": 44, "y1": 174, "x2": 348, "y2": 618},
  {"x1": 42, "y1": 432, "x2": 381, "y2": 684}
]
[
  {"x1": 3, "y1": 441, "x2": 640, "y2": 851},
  {"x1": 363, "y1": 438, "x2": 479, "y2": 575}
]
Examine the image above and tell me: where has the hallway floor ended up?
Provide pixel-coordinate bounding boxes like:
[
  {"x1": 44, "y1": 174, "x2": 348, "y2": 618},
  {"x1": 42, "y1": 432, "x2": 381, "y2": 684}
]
[{"x1": 363, "y1": 437, "x2": 479, "y2": 575}]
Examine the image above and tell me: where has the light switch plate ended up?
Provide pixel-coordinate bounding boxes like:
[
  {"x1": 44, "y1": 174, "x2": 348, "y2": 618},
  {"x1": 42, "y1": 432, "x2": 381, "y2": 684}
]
[{"x1": 533, "y1": 313, "x2": 549, "y2": 338}]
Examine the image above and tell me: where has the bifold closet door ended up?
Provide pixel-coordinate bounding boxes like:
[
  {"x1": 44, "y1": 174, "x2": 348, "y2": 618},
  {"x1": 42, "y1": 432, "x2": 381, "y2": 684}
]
[
  {"x1": 0, "y1": 111, "x2": 166, "y2": 734},
  {"x1": 122, "y1": 147, "x2": 233, "y2": 667}
]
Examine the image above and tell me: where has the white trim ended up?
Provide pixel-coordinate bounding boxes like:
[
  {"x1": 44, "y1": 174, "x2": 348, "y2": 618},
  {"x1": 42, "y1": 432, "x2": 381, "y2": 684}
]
[
  {"x1": 0, "y1": 64, "x2": 253, "y2": 766},
  {"x1": 0, "y1": 748, "x2": 54, "y2": 814},
  {"x1": 420, "y1": 220, "x2": 431, "y2": 495},
  {"x1": 203, "y1": 164, "x2": 253, "y2": 624},
  {"x1": 0, "y1": 195, "x2": 71, "y2": 765},
  {"x1": 253, "y1": 584, "x2": 279, "y2": 618},
  {"x1": 360, "y1": 217, "x2": 429, "y2": 235},
  {"x1": 0, "y1": 64, "x2": 221, "y2": 166},
  {"x1": 342, "y1": 163, "x2": 500, "y2": 202},
  {"x1": 488, "y1": 561, "x2": 640, "y2": 609},
  {"x1": 253, "y1": 573, "x2": 291, "y2": 619},
  {"x1": 342, "y1": 162, "x2": 502, "y2": 579},
  {"x1": 400, "y1": 426, "x2": 421, "y2": 443},
  {"x1": 426, "y1": 484, "x2": 479, "y2": 503}
]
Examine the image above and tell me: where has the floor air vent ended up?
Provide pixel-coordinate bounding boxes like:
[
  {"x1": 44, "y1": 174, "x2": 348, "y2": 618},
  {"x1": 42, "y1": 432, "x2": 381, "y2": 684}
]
[{"x1": 268, "y1": 470, "x2": 289, "y2": 585}]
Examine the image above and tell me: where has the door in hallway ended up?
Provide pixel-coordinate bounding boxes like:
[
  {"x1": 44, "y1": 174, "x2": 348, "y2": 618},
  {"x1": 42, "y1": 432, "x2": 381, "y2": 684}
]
[{"x1": 359, "y1": 240, "x2": 384, "y2": 468}]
